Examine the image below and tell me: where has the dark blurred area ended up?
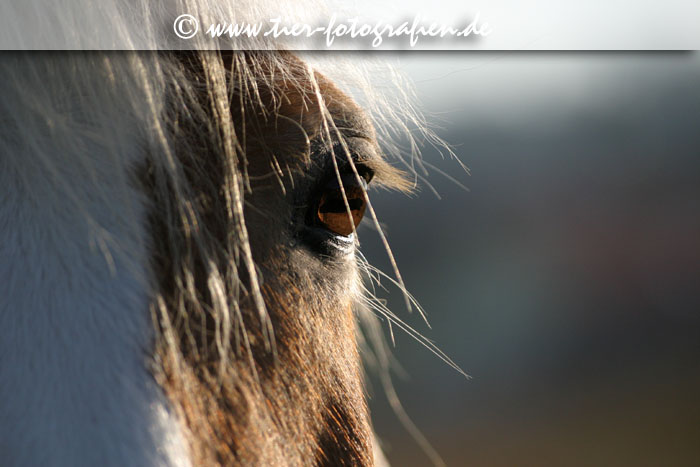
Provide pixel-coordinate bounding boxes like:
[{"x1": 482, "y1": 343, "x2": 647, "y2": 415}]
[{"x1": 362, "y1": 53, "x2": 700, "y2": 466}]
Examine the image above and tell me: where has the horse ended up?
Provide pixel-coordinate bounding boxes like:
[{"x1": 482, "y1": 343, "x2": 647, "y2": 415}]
[{"x1": 0, "y1": 44, "x2": 458, "y2": 467}]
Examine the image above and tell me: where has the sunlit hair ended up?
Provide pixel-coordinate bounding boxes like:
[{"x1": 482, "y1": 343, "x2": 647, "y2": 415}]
[{"x1": 1, "y1": 4, "x2": 463, "y2": 463}]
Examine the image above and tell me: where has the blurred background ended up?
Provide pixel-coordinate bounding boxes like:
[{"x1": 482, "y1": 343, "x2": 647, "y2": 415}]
[{"x1": 361, "y1": 53, "x2": 700, "y2": 466}]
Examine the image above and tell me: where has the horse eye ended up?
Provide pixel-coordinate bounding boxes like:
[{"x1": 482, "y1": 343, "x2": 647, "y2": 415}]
[{"x1": 316, "y1": 173, "x2": 368, "y2": 237}]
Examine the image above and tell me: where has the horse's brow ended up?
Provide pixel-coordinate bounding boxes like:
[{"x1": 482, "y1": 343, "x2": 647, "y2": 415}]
[
  {"x1": 343, "y1": 138, "x2": 410, "y2": 191},
  {"x1": 329, "y1": 112, "x2": 410, "y2": 190}
]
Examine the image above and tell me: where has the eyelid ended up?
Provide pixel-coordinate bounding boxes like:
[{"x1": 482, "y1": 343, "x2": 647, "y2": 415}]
[{"x1": 341, "y1": 161, "x2": 374, "y2": 186}]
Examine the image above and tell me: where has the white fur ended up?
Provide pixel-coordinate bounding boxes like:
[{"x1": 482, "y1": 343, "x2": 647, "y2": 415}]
[{"x1": 0, "y1": 57, "x2": 189, "y2": 466}]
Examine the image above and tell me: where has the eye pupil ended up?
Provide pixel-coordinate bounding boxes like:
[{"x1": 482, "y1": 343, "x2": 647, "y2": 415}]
[
  {"x1": 319, "y1": 197, "x2": 364, "y2": 214},
  {"x1": 317, "y1": 180, "x2": 367, "y2": 237}
]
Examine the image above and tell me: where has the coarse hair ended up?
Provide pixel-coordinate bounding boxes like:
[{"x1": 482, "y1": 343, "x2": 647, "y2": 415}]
[{"x1": 0, "y1": 2, "x2": 463, "y2": 464}]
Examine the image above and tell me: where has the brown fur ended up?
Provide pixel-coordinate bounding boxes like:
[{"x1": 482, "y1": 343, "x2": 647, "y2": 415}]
[{"x1": 142, "y1": 51, "x2": 407, "y2": 465}]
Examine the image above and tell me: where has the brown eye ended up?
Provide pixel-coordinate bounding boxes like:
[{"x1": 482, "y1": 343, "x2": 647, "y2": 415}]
[{"x1": 317, "y1": 173, "x2": 368, "y2": 237}]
